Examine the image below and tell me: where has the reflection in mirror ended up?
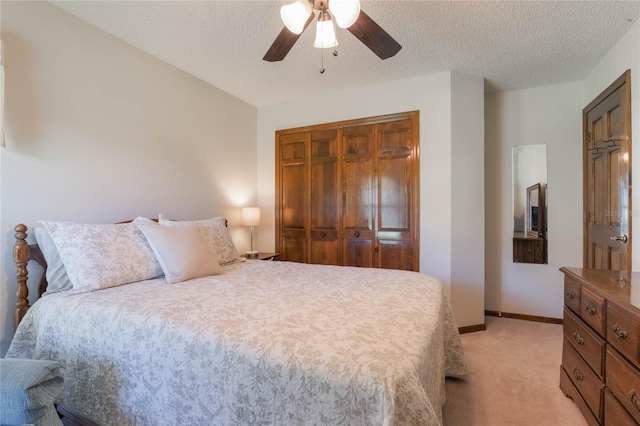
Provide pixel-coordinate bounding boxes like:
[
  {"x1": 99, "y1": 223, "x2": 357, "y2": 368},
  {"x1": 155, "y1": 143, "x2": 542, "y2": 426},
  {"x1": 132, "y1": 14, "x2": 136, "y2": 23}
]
[{"x1": 513, "y1": 145, "x2": 547, "y2": 264}]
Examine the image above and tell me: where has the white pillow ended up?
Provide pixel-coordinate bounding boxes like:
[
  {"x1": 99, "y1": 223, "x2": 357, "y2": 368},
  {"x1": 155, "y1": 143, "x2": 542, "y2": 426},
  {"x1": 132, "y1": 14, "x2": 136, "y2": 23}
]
[
  {"x1": 34, "y1": 227, "x2": 73, "y2": 295},
  {"x1": 40, "y1": 221, "x2": 164, "y2": 294},
  {"x1": 158, "y1": 216, "x2": 241, "y2": 265},
  {"x1": 138, "y1": 223, "x2": 223, "y2": 284}
]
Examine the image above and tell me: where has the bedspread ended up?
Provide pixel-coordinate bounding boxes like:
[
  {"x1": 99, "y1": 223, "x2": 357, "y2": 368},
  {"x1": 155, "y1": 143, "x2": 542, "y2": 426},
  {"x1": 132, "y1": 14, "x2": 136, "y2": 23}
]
[{"x1": 7, "y1": 261, "x2": 467, "y2": 426}]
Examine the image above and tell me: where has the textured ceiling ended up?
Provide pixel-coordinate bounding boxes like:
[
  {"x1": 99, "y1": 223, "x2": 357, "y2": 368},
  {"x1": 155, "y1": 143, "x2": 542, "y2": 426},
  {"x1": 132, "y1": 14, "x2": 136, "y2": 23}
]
[{"x1": 50, "y1": 1, "x2": 640, "y2": 107}]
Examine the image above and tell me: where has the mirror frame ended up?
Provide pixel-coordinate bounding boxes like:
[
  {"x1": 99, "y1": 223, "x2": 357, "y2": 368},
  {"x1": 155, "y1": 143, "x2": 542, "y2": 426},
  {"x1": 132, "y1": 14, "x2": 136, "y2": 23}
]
[{"x1": 526, "y1": 183, "x2": 544, "y2": 239}]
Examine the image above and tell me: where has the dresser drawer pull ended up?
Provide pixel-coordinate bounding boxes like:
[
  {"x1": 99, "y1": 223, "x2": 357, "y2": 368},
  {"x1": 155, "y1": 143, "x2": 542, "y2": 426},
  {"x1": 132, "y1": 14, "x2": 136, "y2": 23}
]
[
  {"x1": 321, "y1": 232, "x2": 327, "y2": 237},
  {"x1": 630, "y1": 390, "x2": 640, "y2": 412},
  {"x1": 612, "y1": 323, "x2": 628, "y2": 339},
  {"x1": 572, "y1": 367, "x2": 584, "y2": 382},
  {"x1": 572, "y1": 331, "x2": 584, "y2": 345},
  {"x1": 585, "y1": 304, "x2": 597, "y2": 316},
  {"x1": 565, "y1": 290, "x2": 576, "y2": 299}
]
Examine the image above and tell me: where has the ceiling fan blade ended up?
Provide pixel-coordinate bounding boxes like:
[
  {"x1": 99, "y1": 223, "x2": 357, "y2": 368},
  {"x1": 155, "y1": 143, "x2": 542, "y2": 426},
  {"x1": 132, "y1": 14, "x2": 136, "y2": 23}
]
[
  {"x1": 347, "y1": 10, "x2": 401, "y2": 60},
  {"x1": 263, "y1": 13, "x2": 315, "y2": 62}
]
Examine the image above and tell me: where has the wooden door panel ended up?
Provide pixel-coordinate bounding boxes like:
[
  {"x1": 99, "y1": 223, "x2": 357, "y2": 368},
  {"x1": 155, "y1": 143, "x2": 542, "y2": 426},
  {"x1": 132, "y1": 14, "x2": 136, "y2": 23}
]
[
  {"x1": 310, "y1": 160, "x2": 337, "y2": 228},
  {"x1": 310, "y1": 239, "x2": 339, "y2": 265},
  {"x1": 375, "y1": 119, "x2": 416, "y2": 270},
  {"x1": 378, "y1": 119, "x2": 413, "y2": 152},
  {"x1": 342, "y1": 125, "x2": 375, "y2": 268},
  {"x1": 282, "y1": 164, "x2": 308, "y2": 228},
  {"x1": 342, "y1": 125, "x2": 373, "y2": 158},
  {"x1": 584, "y1": 71, "x2": 631, "y2": 271},
  {"x1": 310, "y1": 129, "x2": 339, "y2": 264},
  {"x1": 379, "y1": 155, "x2": 410, "y2": 230},
  {"x1": 609, "y1": 149, "x2": 622, "y2": 227},
  {"x1": 343, "y1": 239, "x2": 374, "y2": 268},
  {"x1": 591, "y1": 155, "x2": 605, "y2": 225},
  {"x1": 278, "y1": 132, "x2": 309, "y2": 262},
  {"x1": 282, "y1": 228, "x2": 308, "y2": 262},
  {"x1": 378, "y1": 240, "x2": 412, "y2": 271},
  {"x1": 280, "y1": 133, "x2": 307, "y2": 164}
]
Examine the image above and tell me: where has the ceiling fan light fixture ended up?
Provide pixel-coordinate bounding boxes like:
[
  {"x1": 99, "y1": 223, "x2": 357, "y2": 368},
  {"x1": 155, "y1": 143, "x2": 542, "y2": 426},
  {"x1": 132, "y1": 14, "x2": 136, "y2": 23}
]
[
  {"x1": 328, "y1": 0, "x2": 361, "y2": 29},
  {"x1": 280, "y1": 0, "x2": 313, "y2": 34},
  {"x1": 313, "y1": 18, "x2": 338, "y2": 49}
]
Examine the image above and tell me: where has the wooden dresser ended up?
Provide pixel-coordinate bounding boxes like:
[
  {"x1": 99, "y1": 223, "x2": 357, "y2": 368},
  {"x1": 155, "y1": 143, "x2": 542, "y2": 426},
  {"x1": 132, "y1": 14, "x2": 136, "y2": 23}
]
[{"x1": 560, "y1": 267, "x2": 640, "y2": 425}]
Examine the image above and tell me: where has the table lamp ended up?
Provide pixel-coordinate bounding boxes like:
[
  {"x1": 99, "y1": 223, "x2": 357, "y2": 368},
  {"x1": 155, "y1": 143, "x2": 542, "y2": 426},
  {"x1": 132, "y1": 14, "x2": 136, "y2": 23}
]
[{"x1": 242, "y1": 207, "x2": 261, "y2": 258}]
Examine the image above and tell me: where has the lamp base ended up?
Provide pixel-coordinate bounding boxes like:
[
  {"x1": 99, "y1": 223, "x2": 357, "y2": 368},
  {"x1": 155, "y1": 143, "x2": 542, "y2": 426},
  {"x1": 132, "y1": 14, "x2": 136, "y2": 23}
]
[{"x1": 245, "y1": 251, "x2": 259, "y2": 259}]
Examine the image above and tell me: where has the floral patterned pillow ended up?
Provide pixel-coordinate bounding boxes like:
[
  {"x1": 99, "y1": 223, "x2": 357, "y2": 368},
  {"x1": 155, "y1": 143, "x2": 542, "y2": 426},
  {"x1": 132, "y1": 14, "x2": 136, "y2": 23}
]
[
  {"x1": 158, "y1": 216, "x2": 241, "y2": 265},
  {"x1": 41, "y1": 221, "x2": 164, "y2": 294}
]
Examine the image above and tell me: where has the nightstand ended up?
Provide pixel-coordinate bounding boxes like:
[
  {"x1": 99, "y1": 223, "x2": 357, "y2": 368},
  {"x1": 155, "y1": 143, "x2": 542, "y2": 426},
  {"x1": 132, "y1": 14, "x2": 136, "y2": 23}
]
[{"x1": 243, "y1": 252, "x2": 280, "y2": 261}]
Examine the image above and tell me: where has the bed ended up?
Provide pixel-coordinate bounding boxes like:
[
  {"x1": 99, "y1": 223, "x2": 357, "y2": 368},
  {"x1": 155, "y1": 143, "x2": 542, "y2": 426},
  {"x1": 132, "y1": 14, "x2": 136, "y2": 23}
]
[{"x1": 7, "y1": 218, "x2": 467, "y2": 426}]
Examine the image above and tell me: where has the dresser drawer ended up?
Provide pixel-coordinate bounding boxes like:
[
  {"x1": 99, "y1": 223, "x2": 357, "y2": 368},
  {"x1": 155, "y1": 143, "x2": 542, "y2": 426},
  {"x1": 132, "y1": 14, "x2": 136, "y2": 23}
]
[
  {"x1": 582, "y1": 286, "x2": 606, "y2": 336},
  {"x1": 564, "y1": 307, "x2": 606, "y2": 378},
  {"x1": 604, "y1": 387, "x2": 638, "y2": 426},
  {"x1": 560, "y1": 366, "x2": 600, "y2": 426},
  {"x1": 606, "y1": 347, "x2": 640, "y2": 424},
  {"x1": 562, "y1": 339, "x2": 604, "y2": 421},
  {"x1": 607, "y1": 302, "x2": 640, "y2": 369},
  {"x1": 565, "y1": 276, "x2": 582, "y2": 314}
]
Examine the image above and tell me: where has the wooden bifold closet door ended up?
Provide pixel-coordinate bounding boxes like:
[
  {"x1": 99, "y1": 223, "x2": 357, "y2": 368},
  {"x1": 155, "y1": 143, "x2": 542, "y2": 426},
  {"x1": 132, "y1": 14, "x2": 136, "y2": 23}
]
[{"x1": 275, "y1": 111, "x2": 419, "y2": 271}]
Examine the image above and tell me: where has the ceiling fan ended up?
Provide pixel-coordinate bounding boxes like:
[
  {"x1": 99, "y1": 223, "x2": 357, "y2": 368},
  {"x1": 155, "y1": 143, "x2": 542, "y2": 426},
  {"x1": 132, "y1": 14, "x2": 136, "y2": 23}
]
[{"x1": 263, "y1": 0, "x2": 402, "y2": 62}]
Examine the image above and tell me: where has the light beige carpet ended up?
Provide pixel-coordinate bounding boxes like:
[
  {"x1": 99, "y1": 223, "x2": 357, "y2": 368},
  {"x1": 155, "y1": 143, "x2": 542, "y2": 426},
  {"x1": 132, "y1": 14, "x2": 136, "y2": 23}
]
[{"x1": 443, "y1": 316, "x2": 588, "y2": 426}]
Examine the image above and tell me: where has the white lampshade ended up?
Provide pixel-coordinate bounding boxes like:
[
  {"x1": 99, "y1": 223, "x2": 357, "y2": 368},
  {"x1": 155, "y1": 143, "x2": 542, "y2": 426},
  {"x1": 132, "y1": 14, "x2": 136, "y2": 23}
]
[
  {"x1": 329, "y1": 0, "x2": 361, "y2": 29},
  {"x1": 313, "y1": 19, "x2": 338, "y2": 49},
  {"x1": 280, "y1": 0, "x2": 313, "y2": 34},
  {"x1": 242, "y1": 207, "x2": 261, "y2": 227}
]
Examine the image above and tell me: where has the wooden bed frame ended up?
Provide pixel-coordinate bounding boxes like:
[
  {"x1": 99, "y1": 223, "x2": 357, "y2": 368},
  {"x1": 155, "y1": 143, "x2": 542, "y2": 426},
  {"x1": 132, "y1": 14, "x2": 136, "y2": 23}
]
[{"x1": 14, "y1": 224, "x2": 47, "y2": 331}]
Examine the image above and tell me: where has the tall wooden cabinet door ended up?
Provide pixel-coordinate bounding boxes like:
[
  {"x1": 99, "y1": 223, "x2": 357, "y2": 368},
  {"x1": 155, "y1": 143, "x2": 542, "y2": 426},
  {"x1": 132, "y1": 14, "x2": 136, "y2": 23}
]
[
  {"x1": 341, "y1": 125, "x2": 376, "y2": 267},
  {"x1": 376, "y1": 119, "x2": 418, "y2": 271},
  {"x1": 277, "y1": 132, "x2": 309, "y2": 263},
  {"x1": 584, "y1": 71, "x2": 631, "y2": 271},
  {"x1": 309, "y1": 129, "x2": 340, "y2": 265}
]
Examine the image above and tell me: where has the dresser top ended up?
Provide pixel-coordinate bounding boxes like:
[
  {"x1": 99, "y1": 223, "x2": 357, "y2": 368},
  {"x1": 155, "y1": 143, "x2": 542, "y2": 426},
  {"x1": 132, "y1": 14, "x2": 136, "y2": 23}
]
[{"x1": 561, "y1": 267, "x2": 640, "y2": 312}]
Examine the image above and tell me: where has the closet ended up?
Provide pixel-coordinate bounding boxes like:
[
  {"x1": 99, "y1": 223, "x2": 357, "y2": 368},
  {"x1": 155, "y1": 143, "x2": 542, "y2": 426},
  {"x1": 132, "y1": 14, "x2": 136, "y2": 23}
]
[{"x1": 275, "y1": 111, "x2": 419, "y2": 271}]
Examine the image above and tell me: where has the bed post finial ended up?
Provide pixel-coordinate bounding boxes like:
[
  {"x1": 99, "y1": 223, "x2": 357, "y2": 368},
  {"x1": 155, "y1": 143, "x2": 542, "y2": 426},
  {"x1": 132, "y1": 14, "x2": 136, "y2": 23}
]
[{"x1": 14, "y1": 224, "x2": 30, "y2": 330}]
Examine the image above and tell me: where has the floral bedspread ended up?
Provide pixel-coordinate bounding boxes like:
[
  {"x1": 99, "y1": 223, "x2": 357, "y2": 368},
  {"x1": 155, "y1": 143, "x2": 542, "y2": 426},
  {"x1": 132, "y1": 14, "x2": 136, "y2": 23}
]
[{"x1": 7, "y1": 261, "x2": 467, "y2": 426}]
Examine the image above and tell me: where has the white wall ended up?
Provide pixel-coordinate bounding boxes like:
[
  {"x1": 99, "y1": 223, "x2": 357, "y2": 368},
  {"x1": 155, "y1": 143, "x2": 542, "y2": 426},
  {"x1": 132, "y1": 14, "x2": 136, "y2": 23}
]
[
  {"x1": 450, "y1": 72, "x2": 485, "y2": 328},
  {"x1": 0, "y1": 2, "x2": 257, "y2": 355},
  {"x1": 583, "y1": 18, "x2": 640, "y2": 270},
  {"x1": 485, "y1": 82, "x2": 584, "y2": 318},
  {"x1": 257, "y1": 71, "x2": 485, "y2": 328}
]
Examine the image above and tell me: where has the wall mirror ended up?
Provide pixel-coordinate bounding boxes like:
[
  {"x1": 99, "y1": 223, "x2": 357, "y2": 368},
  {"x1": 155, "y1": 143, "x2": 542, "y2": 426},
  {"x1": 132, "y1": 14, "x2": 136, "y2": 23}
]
[{"x1": 512, "y1": 145, "x2": 547, "y2": 264}]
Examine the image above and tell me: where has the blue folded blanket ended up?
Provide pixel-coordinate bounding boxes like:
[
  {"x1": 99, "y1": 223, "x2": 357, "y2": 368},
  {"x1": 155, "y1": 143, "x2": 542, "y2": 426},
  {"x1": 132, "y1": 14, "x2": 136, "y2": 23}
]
[{"x1": 0, "y1": 358, "x2": 64, "y2": 426}]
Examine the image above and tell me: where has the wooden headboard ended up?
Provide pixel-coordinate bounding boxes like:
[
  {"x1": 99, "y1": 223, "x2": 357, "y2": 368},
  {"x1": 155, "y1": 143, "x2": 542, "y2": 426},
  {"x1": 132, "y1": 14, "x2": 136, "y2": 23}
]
[{"x1": 14, "y1": 224, "x2": 47, "y2": 331}]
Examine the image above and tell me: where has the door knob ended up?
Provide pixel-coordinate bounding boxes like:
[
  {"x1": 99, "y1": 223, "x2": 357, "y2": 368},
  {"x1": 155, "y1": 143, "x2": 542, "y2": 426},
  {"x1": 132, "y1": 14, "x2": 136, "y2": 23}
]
[{"x1": 610, "y1": 234, "x2": 628, "y2": 243}]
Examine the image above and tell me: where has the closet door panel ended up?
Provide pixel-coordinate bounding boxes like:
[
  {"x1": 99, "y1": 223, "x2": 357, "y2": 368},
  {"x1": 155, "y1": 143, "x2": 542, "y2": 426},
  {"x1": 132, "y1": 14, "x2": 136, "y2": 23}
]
[
  {"x1": 376, "y1": 119, "x2": 416, "y2": 271},
  {"x1": 342, "y1": 125, "x2": 375, "y2": 267},
  {"x1": 378, "y1": 240, "x2": 413, "y2": 271},
  {"x1": 310, "y1": 130, "x2": 340, "y2": 265},
  {"x1": 279, "y1": 132, "x2": 309, "y2": 263}
]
